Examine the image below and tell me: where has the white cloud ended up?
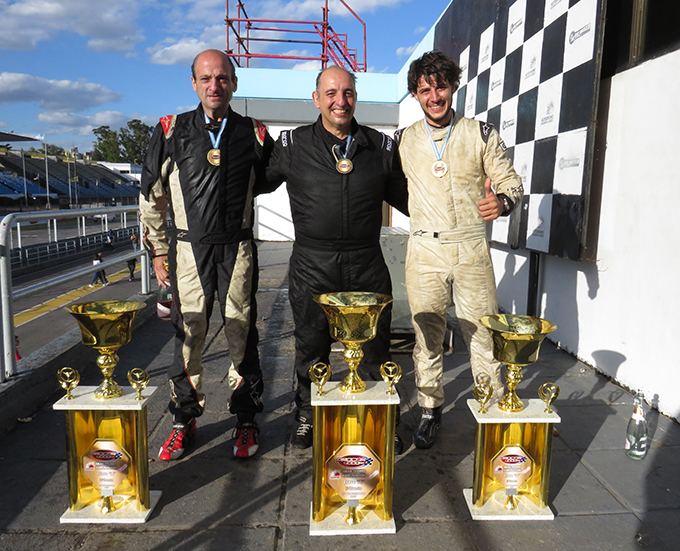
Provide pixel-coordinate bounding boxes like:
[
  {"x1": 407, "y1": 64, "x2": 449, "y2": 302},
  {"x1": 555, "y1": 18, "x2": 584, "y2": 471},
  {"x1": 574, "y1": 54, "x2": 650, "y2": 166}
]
[
  {"x1": 251, "y1": 0, "x2": 405, "y2": 20},
  {"x1": 292, "y1": 60, "x2": 322, "y2": 71},
  {"x1": 38, "y1": 110, "x2": 129, "y2": 136},
  {"x1": 0, "y1": 0, "x2": 144, "y2": 51},
  {"x1": 147, "y1": 24, "x2": 224, "y2": 66},
  {"x1": 0, "y1": 121, "x2": 9, "y2": 128},
  {"x1": 0, "y1": 72, "x2": 122, "y2": 111},
  {"x1": 396, "y1": 44, "x2": 418, "y2": 57},
  {"x1": 414, "y1": 26, "x2": 426, "y2": 34}
]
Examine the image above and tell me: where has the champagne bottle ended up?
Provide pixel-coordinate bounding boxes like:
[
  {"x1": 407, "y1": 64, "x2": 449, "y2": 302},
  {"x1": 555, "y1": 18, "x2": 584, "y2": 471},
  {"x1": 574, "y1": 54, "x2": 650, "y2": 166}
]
[{"x1": 625, "y1": 391, "x2": 649, "y2": 460}]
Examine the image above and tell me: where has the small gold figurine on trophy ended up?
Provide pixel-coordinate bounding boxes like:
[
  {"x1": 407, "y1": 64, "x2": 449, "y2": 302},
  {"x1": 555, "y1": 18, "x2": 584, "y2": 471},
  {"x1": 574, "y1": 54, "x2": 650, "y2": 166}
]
[
  {"x1": 380, "y1": 361, "x2": 402, "y2": 395},
  {"x1": 309, "y1": 362, "x2": 331, "y2": 396},
  {"x1": 68, "y1": 300, "x2": 146, "y2": 399},
  {"x1": 57, "y1": 367, "x2": 80, "y2": 400},
  {"x1": 538, "y1": 382, "x2": 560, "y2": 413},
  {"x1": 128, "y1": 368, "x2": 150, "y2": 400},
  {"x1": 472, "y1": 381, "x2": 493, "y2": 414},
  {"x1": 314, "y1": 292, "x2": 392, "y2": 394}
]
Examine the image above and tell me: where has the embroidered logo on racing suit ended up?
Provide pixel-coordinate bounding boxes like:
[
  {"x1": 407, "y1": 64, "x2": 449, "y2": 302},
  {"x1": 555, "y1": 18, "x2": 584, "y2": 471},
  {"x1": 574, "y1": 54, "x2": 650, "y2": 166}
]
[{"x1": 255, "y1": 119, "x2": 267, "y2": 146}]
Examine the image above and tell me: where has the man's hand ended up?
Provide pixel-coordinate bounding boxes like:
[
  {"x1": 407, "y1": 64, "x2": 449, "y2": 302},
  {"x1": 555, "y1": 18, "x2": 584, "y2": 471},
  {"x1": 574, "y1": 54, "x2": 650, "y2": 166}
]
[
  {"x1": 478, "y1": 178, "x2": 504, "y2": 221},
  {"x1": 154, "y1": 255, "x2": 171, "y2": 288}
]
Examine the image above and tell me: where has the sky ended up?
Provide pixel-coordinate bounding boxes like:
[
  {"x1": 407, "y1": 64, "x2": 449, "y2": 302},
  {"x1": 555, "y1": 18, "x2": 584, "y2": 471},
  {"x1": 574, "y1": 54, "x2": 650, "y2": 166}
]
[{"x1": 0, "y1": 0, "x2": 448, "y2": 153}]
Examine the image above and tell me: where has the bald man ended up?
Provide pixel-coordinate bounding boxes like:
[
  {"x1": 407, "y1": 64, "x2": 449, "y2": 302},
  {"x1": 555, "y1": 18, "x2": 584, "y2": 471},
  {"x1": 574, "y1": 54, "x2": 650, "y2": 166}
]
[
  {"x1": 261, "y1": 66, "x2": 408, "y2": 449},
  {"x1": 141, "y1": 49, "x2": 274, "y2": 460}
]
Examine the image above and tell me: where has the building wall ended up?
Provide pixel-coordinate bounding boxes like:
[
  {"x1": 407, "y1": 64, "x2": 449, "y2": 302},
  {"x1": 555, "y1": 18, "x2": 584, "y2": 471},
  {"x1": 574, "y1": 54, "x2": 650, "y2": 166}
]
[{"x1": 489, "y1": 49, "x2": 680, "y2": 420}]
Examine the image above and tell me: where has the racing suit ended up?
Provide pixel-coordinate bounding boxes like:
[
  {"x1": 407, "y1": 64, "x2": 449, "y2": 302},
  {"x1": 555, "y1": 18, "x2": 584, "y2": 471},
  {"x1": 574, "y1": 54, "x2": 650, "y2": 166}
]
[
  {"x1": 140, "y1": 105, "x2": 274, "y2": 424},
  {"x1": 261, "y1": 117, "x2": 408, "y2": 418},
  {"x1": 397, "y1": 112, "x2": 523, "y2": 408}
]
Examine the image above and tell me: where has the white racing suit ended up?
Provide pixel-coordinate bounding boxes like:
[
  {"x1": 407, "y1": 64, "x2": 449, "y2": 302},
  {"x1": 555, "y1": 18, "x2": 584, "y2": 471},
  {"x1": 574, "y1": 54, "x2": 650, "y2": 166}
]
[{"x1": 396, "y1": 113, "x2": 523, "y2": 408}]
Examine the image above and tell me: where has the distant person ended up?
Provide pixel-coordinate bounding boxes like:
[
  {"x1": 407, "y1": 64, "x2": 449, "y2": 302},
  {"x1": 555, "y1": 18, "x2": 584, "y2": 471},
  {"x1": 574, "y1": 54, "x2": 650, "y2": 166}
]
[
  {"x1": 104, "y1": 230, "x2": 114, "y2": 251},
  {"x1": 140, "y1": 49, "x2": 274, "y2": 460},
  {"x1": 396, "y1": 50, "x2": 523, "y2": 449},
  {"x1": 130, "y1": 231, "x2": 139, "y2": 251},
  {"x1": 127, "y1": 257, "x2": 137, "y2": 281},
  {"x1": 89, "y1": 252, "x2": 109, "y2": 287},
  {"x1": 15, "y1": 335, "x2": 21, "y2": 361}
]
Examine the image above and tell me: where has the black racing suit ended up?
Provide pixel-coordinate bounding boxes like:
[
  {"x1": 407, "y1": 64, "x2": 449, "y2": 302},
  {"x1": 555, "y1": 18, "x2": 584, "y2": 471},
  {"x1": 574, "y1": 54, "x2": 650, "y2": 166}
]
[
  {"x1": 140, "y1": 105, "x2": 274, "y2": 424},
  {"x1": 261, "y1": 117, "x2": 408, "y2": 418}
]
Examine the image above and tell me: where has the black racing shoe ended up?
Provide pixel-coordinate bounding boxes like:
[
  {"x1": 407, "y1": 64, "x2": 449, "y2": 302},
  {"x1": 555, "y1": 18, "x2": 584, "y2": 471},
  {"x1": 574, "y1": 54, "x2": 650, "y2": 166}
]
[
  {"x1": 413, "y1": 406, "x2": 442, "y2": 449},
  {"x1": 291, "y1": 415, "x2": 313, "y2": 449}
]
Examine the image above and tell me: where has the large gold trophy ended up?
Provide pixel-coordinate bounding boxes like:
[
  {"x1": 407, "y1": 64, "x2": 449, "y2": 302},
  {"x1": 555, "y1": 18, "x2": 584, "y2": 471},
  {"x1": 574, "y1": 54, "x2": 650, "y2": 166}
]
[
  {"x1": 464, "y1": 314, "x2": 561, "y2": 520},
  {"x1": 309, "y1": 292, "x2": 401, "y2": 535},
  {"x1": 53, "y1": 300, "x2": 161, "y2": 523}
]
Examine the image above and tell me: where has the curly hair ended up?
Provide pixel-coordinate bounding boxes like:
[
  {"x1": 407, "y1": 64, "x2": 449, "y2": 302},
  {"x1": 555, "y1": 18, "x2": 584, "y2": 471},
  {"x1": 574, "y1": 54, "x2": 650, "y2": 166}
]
[{"x1": 407, "y1": 50, "x2": 462, "y2": 95}]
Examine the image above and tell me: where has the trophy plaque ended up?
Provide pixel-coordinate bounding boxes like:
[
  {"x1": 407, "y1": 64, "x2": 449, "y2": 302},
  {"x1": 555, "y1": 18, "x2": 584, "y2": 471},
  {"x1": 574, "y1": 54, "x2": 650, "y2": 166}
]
[
  {"x1": 54, "y1": 300, "x2": 160, "y2": 523},
  {"x1": 464, "y1": 314, "x2": 560, "y2": 520},
  {"x1": 309, "y1": 292, "x2": 400, "y2": 535}
]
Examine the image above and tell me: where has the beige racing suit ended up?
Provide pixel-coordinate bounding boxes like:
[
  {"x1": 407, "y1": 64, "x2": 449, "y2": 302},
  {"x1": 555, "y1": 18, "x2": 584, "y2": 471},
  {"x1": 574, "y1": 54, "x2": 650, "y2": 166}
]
[{"x1": 397, "y1": 112, "x2": 523, "y2": 408}]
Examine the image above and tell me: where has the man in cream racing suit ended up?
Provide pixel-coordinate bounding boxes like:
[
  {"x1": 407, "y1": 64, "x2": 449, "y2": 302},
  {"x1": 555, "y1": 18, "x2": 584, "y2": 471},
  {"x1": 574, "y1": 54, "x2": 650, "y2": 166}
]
[
  {"x1": 140, "y1": 49, "x2": 273, "y2": 460},
  {"x1": 397, "y1": 51, "x2": 524, "y2": 449}
]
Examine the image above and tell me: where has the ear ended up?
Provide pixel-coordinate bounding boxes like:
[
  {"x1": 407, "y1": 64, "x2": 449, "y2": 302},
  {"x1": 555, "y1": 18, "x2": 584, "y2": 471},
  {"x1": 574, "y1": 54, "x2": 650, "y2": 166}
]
[
  {"x1": 232, "y1": 75, "x2": 238, "y2": 92},
  {"x1": 191, "y1": 76, "x2": 197, "y2": 93},
  {"x1": 312, "y1": 90, "x2": 320, "y2": 109}
]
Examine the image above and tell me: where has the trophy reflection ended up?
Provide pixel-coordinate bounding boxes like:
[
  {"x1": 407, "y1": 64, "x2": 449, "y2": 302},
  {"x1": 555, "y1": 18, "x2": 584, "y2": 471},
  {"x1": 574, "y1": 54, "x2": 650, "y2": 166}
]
[
  {"x1": 480, "y1": 314, "x2": 557, "y2": 412},
  {"x1": 68, "y1": 300, "x2": 146, "y2": 399},
  {"x1": 310, "y1": 292, "x2": 399, "y2": 535}
]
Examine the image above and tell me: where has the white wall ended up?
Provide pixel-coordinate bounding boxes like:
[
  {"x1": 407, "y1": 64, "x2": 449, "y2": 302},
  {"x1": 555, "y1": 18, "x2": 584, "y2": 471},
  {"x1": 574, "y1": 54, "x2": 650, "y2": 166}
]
[{"x1": 490, "y1": 49, "x2": 680, "y2": 420}]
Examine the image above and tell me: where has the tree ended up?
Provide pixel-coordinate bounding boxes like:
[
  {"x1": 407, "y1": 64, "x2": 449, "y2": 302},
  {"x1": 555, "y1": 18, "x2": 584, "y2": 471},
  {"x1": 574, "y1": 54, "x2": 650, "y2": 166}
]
[
  {"x1": 25, "y1": 144, "x2": 65, "y2": 156},
  {"x1": 119, "y1": 119, "x2": 153, "y2": 164},
  {"x1": 91, "y1": 126, "x2": 122, "y2": 162}
]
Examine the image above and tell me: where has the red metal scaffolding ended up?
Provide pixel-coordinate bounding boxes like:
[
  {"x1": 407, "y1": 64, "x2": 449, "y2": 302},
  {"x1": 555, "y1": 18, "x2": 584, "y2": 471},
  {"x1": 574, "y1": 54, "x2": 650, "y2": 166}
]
[{"x1": 225, "y1": 0, "x2": 367, "y2": 71}]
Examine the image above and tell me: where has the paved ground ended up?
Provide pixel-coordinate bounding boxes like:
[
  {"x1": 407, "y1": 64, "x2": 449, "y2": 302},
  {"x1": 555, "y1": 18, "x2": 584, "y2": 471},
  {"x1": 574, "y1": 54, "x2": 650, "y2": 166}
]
[{"x1": 0, "y1": 241, "x2": 678, "y2": 551}]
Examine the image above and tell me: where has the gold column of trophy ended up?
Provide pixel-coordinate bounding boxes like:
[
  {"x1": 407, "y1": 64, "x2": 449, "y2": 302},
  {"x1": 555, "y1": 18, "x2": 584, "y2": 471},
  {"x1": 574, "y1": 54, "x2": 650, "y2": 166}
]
[
  {"x1": 309, "y1": 292, "x2": 401, "y2": 536},
  {"x1": 463, "y1": 314, "x2": 561, "y2": 520},
  {"x1": 53, "y1": 300, "x2": 161, "y2": 523}
]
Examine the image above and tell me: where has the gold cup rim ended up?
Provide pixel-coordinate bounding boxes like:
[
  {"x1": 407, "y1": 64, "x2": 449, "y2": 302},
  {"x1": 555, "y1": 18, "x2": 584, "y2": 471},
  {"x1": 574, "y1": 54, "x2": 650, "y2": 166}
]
[
  {"x1": 67, "y1": 300, "x2": 146, "y2": 317},
  {"x1": 313, "y1": 292, "x2": 393, "y2": 308},
  {"x1": 480, "y1": 313, "x2": 556, "y2": 339}
]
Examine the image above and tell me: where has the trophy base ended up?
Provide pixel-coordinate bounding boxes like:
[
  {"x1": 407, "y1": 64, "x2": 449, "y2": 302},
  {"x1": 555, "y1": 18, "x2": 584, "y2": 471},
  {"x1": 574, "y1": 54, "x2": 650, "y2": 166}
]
[
  {"x1": 463, "y1": 489, "x2": 554, "y2": 521},
  {"x1": 309, "y1": 502, "x2": 396, "y2": 536},
  {"x1": 60, "y1": 491, "x2": 162, "y2": 524}
]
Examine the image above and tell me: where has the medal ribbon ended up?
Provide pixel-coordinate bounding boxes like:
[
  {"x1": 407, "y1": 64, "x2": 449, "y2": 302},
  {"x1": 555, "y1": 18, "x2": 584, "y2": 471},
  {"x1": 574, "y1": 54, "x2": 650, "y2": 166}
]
[
  {"x1": 204, "y1": 112, "x2": 228, "y2": 149},
  {"x1": 333, "y1": 134, "x2": 353, "y2": 162},
  {"x1": 425, "y1": 114, "x2": 453, "y2": 162}
]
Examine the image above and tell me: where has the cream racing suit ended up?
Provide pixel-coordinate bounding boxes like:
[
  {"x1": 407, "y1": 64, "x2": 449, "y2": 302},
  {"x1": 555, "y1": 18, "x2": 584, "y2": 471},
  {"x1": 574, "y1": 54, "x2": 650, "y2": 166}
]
[
  {"x1": 140, "y1": 105, "x2": 273, "y2": 424},
  {"x1": 397, "y1": 112, "x2": 523, "y2": 408}
]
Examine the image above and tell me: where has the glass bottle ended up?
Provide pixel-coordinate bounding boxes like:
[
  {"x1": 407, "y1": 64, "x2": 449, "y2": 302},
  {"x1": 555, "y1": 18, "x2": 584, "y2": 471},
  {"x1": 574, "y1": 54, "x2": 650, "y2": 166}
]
[{"x1": 625, "y1": 391, "x2": 649, "y2": 460}]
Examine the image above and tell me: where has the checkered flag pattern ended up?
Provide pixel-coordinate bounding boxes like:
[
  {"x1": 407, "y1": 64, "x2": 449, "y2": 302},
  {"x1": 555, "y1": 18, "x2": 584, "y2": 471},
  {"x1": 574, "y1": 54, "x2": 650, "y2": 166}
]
[{"x1": 435, "y1": 0, "x2": 603, "y2": 259}]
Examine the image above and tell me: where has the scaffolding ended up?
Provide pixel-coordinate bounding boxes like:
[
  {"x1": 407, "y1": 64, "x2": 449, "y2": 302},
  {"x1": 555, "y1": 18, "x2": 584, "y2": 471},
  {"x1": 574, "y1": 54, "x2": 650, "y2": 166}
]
[{"x1": 225, "y1": 0, "x2": 367, "y2": 72}]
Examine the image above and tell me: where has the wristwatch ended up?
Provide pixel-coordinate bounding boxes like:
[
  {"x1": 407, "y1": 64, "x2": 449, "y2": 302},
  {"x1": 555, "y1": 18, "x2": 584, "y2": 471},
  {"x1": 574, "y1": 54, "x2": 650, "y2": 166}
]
[{"x1": 498, "y1": 194, "x2": 511, "y2": 214}]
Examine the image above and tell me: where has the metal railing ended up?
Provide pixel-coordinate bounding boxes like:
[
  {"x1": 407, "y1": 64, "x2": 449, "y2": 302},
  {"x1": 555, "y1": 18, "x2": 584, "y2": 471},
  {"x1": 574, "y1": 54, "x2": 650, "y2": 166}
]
[{"x1": 0, "y1": 207, "x2": 151, "y2": 383}]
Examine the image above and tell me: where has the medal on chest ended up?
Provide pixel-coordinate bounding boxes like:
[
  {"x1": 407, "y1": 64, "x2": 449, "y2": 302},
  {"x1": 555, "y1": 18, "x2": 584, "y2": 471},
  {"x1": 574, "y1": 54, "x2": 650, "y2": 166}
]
[
  {"x1": 204, "y1": 113, "x2": 227, "y2": 167},
  {"x1": 332, "y1": 134, "x2": 354, "y2": 174},
  {"x1": 426, "y1": 114, "x2": 454, "y2": 178},
  {"x1": 431, "y1": 160, "x2": 448, "y2": 178}
]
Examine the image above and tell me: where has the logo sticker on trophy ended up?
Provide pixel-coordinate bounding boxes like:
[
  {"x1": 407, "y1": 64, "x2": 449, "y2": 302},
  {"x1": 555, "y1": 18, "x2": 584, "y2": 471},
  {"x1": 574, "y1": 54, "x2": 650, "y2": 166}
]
[
  {"x1": 463, "y1": 314, "x2": 561, "y2": 520},
  {"x1": 53, "y1": 300, "x2": 161, "y2": 523},
  {"x1": 309, "y1": 292, "x2": 401, "y2": 535}
]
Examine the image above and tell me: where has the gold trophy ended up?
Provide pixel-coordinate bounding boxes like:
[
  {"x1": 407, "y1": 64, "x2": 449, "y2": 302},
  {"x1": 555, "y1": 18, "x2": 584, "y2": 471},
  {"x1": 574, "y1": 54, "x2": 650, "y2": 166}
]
[
  {"x1": 309, "y1": 292, "x2": 400, "y2": 535},
  {"x1": 68, "y1": 300, "x2": 146, "y2": 399},
  {"x1": 538, "y1": 383, "x2": 560, "y2": 413},
  {"x1": 480, "y1": 314, "x2": 557, "y2": 412},
  {"x1": 54, "y1": 300, "x2": 161, "y2": 523},
  {"x1": 465, "y1": 314, "x2": 560, "y2": 520},
  {"x1": 313, "y1": 292, "x2": 392, "y2": 393}
]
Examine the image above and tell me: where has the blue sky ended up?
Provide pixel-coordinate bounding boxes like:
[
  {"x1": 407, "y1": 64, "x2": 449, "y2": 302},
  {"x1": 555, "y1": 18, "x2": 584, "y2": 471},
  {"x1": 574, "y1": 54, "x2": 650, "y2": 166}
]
[{"x1": 0, "y1": 0, "x2": 448, "y2": 153}]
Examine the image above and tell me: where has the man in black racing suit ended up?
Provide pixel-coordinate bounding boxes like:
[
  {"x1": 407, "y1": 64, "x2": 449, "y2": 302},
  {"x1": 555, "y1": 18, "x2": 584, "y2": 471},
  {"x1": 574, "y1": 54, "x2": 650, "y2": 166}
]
[
  {"x1": 260, "y1": 66, "x2": 408, "y2": 449},
  {"x1": 140, "y1": 49, "x2": 274, "y2": 460}
]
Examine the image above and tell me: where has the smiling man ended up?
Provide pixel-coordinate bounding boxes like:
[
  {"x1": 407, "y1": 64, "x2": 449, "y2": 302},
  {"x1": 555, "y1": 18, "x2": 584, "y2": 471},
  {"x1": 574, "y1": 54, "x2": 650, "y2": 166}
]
[
  {"x1": 140, "y1": 49, "x2": 274, "y2": 461},
  {"x1": 261, "y1": 66, "x2": 408, "y2": 449},
  {"x1": 396, "y1": 50, "x2": 524, "y2": 449}
]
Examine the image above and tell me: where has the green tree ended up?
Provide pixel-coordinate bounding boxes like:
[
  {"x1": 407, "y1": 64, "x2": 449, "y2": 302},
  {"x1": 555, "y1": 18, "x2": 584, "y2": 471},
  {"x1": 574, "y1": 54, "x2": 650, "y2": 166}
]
[
  {"x1": 91, "y1": 126, "x2": 122, "y2": 162},
  {"x1": 119, "y1": 119, "x2": 153, "y2": 164},
  {"x1": 25, "y1": 144, "x2": 65, "y2": 156}
]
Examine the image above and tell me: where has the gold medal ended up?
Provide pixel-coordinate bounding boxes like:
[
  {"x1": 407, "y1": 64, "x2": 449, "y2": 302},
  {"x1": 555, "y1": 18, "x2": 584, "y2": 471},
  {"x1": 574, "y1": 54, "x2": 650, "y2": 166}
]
[
  {"x1": 336, "y1": 158, "x2": 353, "y2": 174},
  {"x1": 207, "y1": 148, "x2": 220, "y2": 166},
  {"x1": 431, "y1": 160, "x2": 448, "y2": 178}
]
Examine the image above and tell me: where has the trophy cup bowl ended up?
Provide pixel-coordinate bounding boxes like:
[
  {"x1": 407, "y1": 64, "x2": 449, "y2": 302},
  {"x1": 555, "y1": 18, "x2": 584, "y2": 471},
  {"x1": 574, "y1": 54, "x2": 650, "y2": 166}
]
[
  {"x1": 314, "y1": 292, "x2": 393, "y2": 394},
  {"x1": 480, "y1": 314, "x2": 556, "y2": 412},
  {"x1": 68, "y1": 300, "x2": 146, "y2": 399}
]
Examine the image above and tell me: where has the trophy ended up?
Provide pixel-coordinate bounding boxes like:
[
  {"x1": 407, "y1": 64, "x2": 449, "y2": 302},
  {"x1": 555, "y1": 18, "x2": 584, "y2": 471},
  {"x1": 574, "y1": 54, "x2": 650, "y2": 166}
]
[
  {"x1": 54, "y1": 300, "x2": 160, "y2": 523},
  {"x1": 68, "y1": 300, "x2": 146, "y2": 399},
  {"x1": 479, "y1": 314, "x2": 557, "y2": 412},
  {"x1": 309, "y1": 292, "x2": 400, "y2": 535},
  {"x1": 313, "y1": 292, "x2": 392, "y2": 394},
  {"x1": 539, "y1": 383, "x2": 560, "y2": 413}
]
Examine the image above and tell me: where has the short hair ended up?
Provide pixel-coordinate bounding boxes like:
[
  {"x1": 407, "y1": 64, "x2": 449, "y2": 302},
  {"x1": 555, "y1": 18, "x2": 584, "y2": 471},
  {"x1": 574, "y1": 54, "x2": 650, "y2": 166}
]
[
  {"x1": 191, "y1": 50, "x2": 236, "y2": 81},
  {"x1": 407, "y1": 50, "x2": 462, "y2": 95},
  {"x1": 315, "y1": 65, "x2": 357, "y2": 91}
]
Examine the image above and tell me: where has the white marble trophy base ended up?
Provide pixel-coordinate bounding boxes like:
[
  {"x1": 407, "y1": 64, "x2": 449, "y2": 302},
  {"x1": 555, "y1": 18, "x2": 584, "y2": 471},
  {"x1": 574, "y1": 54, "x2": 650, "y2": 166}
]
[
  {"x1": 309, "y1": 502, "x2": 396, "y2": 536},
  {"x1": 60, "y1": 491, "x2": 162, "y2": 524},
  {"x1": 463, "y1": 489, "x2": 554, "y2": 521},
  {"x1": 53, "y1": 385, "x2": 158, "y2": 411}
]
